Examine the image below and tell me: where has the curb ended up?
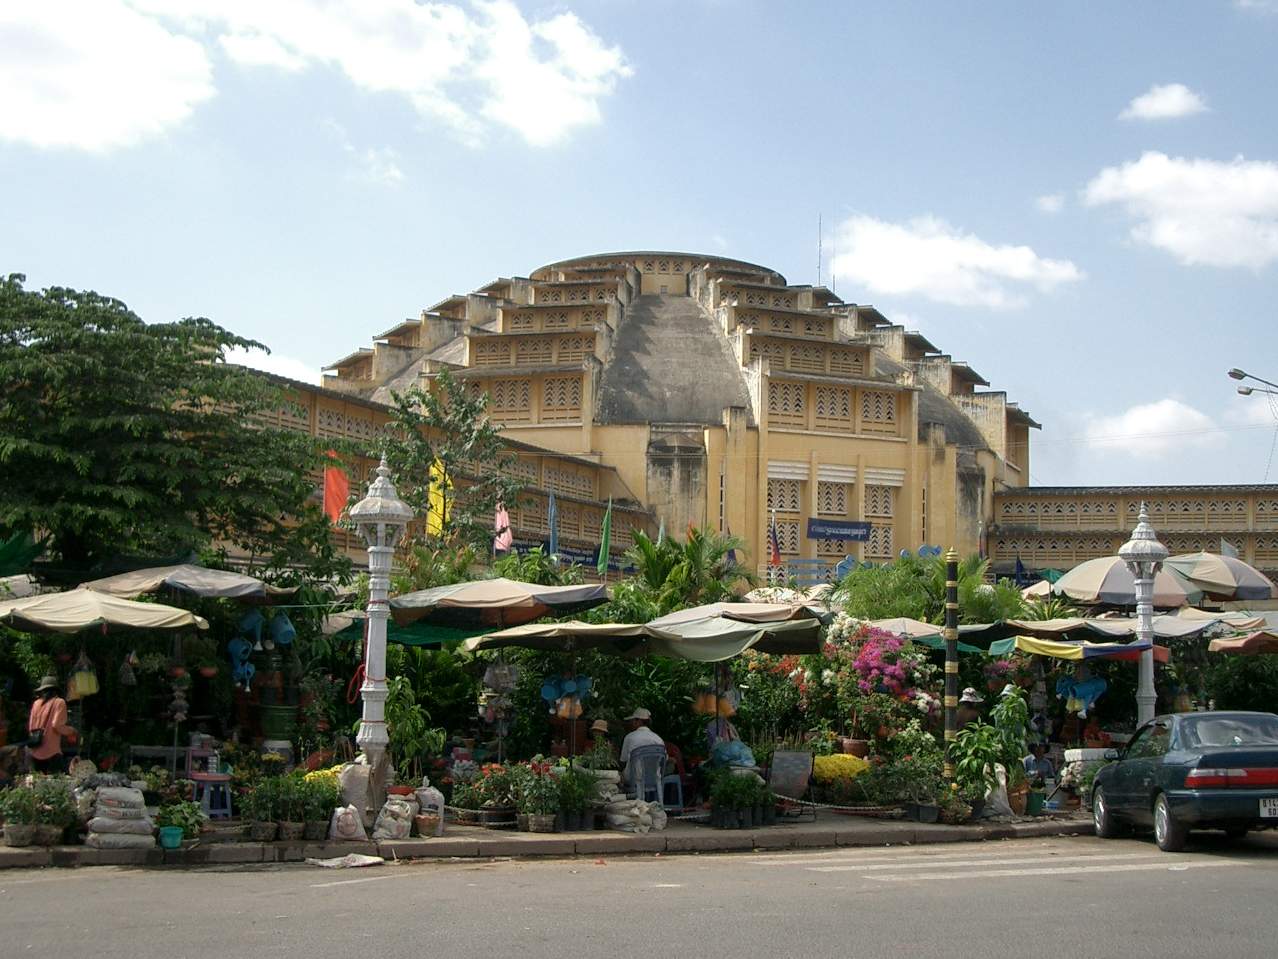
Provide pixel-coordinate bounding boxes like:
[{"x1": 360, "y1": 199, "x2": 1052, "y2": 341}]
[{"x1": 0, "y1": 818, "x2": 1093, "y2": 870}]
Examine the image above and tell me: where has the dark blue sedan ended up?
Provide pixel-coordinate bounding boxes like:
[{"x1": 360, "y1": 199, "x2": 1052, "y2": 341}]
[{"x1": 1092, "y1": 711, "x2": 1278, "y2": 851}]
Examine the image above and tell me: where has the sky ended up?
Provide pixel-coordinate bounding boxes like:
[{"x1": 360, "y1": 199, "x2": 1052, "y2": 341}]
[{"x1": 3, "y1": 0, "x2": 1278, "y2": 488}]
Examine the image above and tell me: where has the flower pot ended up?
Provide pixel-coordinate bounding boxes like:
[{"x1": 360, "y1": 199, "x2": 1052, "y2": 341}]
[
  {"x1": 1025, "y1": 791, "x2": 1046, "y2": 816},
  {"x1": 413, "y1": 813, "x2": 441, "y2": 837},
  {"x1": 249, "y1": 820, "x2": 278, "y2": 842},
  {"x1": 479, "y1": 806, "x2": 514, "y2": 828},
  {"x1": 762, "y1": 803, "x2": 777, "y2": 827},
  {"x1": 967, "y1": 798, "x2": 985, "y2": 822},
  {"x1": 563, "y1": 811, "x2": 584, "y2": 832},
  {"x1": 386, "y1": 785, "x2": 415, "y2": 797},
  {"x1": 527, "y1": 813, "x2": 557, "y2": 833},
  {"x1": 303, "y1": 821, "x2": 329, "y2": 841},
  {"x1": 905, "y1": 802, "x2": 940, "y2": 823},
  {"x1": 277, "y1": 821, "x2": 305, "y2": 842},
  {"x1": 35, "y1": 824, "x2": 64, "y2": 846},
  {"x1": 455, "y1": 808, "x2": 478, "y2": 825},
  {"x1": 749, "y1": 805, "x2": 762, "y2": 828},
  {"x1": 198, "y1": 666, "x2": 219, "y2": 679},
  {"x1": 841, "y1": 737, "x2": 870, "y2": 758},
  {"x1": 1008, "y1": 787, "x2": 1028, "y2": 816},
  {"x1": 516, "y1": 813, "x2": 530, "y2": 831},
  {"x1": 3, "y1": 824, "x2": 36, "y2": 847},
  {"x1": 158, "y1": 826, "x2": 184, "y2": 850},
  {"x1": 169, "y1": 666, "x2": 187, "y2": 679}
]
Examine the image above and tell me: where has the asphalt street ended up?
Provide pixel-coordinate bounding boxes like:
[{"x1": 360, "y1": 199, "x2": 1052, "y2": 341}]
[{"x1": 2, "y1": 833, "x2": 1276, "y2": 959}]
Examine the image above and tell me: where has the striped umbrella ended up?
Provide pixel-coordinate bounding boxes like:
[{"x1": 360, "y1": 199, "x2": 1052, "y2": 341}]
[
  {"x1": 1165, "y1": 552, "x2": 1276, "y2": 601},
  {"x1": 1053, "y1": 556, "x2": 1203, "y2": 608}
]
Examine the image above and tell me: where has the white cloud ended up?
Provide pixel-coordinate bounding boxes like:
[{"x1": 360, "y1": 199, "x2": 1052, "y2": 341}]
[
  {"x1": 1119, "y1": 82, "x2": 1208, "y2": 121},
  {"x1": 1035, "y1": 193, "x2": 1065, "y2": 214},
  {"x1": 0, "y1": 1, "x2": 214, "y2": 151},
  {"x1": 1236, "y1": 1, "x2": 1278, "y2": 13},
  {"x1": 1, "y1": 1, "x2": 630, "y2": 152},
  {"x1": 1083, "y1": 151, "x2": 1278, "y2": 269},
  {"x1": 831, "y1": 214, "x2": 1083, "y2": 309},
  {"x1": 1079, "y1": 398, "x2": 1221, "y2": 456},
  {"x1": 324, "y1": 120, "x2": 405, "y2": 185},
  {"x1": 225, "y1": 346, "x2": 319, "y2": 385}
]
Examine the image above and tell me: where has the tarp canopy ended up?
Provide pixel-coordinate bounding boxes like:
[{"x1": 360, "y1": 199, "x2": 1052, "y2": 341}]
[
  {"x1": 324, "y1": 610, "x2": 493, "y2": 648},
  {"x1": 1002, "y1": 615, "x2": 1219, "y2": 641},
  {"x1": 988, "y1": 635, "x2": 1170, "y2": 663},
  {"x1": 1208, "y1": 630, "x2": 1278, "y2": 656},
  {"x1": 1021, "y1": 580, "x2": 1052, "y2": 599},
  {"x1": 81, "y1": 563, "x2": 295, "y2": 602},
  {"x1": 0, "y1": 532, "x2": 43, "y2": 578},
  {"x1": 390, "y1": 578, "x2": 608, "y2": 628},
  {"x1": 465, "y1": 601, "x2": 823, "y2": 661},
  {"x1": 868, "y1": 616, "x2": 984, "y2": 654},
  {"x1": 0, "y1": 590, "x2": 209, "y2": 634},
  {"x1": 1053, "y1": 557, "x2": 1203, "y2": 607},
  {"x1": 1165, "y1": 552, "x2": 1276, "y2": 601}
]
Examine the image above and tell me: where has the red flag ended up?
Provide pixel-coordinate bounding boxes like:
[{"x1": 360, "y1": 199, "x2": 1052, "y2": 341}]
[
  {"x1": 768, "y1": 512, "x2": 782, "y2": 566},
  {"x1": 323, "y1": 451, "x2": 349, "y2": 524}
]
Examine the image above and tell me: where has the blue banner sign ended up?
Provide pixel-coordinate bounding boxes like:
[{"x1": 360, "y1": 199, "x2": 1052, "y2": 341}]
[{"x1": 805, "y1": 518, "x2": 871, "y2": 541}]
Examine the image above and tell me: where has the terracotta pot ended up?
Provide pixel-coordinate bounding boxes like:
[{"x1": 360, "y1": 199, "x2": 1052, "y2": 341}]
[
  {"x1": 387, "y1": 785, "x2": 415, "y2": 797},
  {"x1": 169, "y1": 666, "x2": 187, "y2": 679},
  {"x1": 1008, "y1": 788, "x2": 1028, "y2": 816},
  {"x1": 413, "y1": 813, "x2": 441, "y2": 837},
  {"x1": 3, "y1": 824, "x2": 36, "y2": 847},
  {"x1": 198, "y1": 666, "x2": 219, "y2": 679},
  {"x1": 841, "y1": 738, "x2": 871, "y2": 758},
  {"x1": 277, "y1": 821, "x2": 305, "y2": 841}
]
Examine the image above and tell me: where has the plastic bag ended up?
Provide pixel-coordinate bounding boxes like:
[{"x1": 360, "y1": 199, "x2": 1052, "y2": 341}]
[
  {"x1": 330, "y1": 804, "x2": 368, "y2": 842},
  {"x1": 85, "y1": 832, "x2": 156, "y2": 849},
  {"x1": 371, "y1": 798, "x2": 414, "y2": 840},
  {"x1": 984, "y1": 764, "x2": 1014, "y2": 818},
  {"x1": 338, "y1": 762, "x2": 371, "y2": 811}
]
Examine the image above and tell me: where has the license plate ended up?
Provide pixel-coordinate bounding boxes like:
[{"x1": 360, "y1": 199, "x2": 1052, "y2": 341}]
[{"x1": 1261, "y1": 799, "x2": 1278, "y2": 818}]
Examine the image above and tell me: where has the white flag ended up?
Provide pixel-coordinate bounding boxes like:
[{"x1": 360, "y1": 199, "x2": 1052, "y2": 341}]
[{"x1": 1221, "y1": 538, "x2": 1239, "y2": 558}]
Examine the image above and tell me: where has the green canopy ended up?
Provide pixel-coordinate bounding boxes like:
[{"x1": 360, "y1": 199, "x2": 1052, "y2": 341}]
[
  {"x1": 0, "y1": 532, "x2": 43, "y2": 578},
  {"x1": 332, "y1": 616, "x2": 490, "y2": 648},
  {"x1": 910, "y1": 633, "x2": 985, "y2": 655}
]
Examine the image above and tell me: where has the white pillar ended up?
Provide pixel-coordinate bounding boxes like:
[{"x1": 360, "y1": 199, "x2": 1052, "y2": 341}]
[{"x1": 1119, "y1": 502, "x2": 1167, "y2": 727}]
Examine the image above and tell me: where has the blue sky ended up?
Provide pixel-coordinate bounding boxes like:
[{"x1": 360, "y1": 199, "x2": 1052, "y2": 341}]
[{"x1": 4, "y1": 1, "x2": 1278, "y2": 487}]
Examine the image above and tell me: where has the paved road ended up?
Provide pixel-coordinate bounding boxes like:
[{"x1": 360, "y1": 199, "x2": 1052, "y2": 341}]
[{"x1": 2, "y1": 833, "x2": 1276, "y2": 959}]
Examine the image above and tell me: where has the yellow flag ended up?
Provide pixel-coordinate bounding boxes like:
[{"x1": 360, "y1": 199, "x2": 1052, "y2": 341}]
[{"x1": 426, "y1": 458, "x2": 452, "y2": 537}]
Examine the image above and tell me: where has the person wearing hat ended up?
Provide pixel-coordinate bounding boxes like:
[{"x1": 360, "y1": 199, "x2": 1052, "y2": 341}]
[
  {"x1": 956, "y1": 687, "x2": 985, "y2": 730},
  {"x1": 619, "y1": 708, "x2": 664, "y2": 787},
  {"x1": 586, "y1": 719, "x2": 616, "y2": 761},
  {"x1": 27, "y1": 675, "x2": 75, "y2": 773}
]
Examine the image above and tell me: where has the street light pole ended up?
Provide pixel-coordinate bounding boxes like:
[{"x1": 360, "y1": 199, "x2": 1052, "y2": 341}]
[
  {"x1": 1118, "y1": 502, "x2": 1167, "y2": 725},
  {"x1": 349, "y1": 455, "x2": 413, "y2": 810},
  {"x1": 943, "y1": 548, "x2": 959, "y2": 779}
]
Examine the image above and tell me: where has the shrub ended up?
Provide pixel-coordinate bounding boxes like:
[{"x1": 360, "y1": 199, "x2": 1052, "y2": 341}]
[
  {"x1": 0, "y1": 784, "x2": 38, "y2": 825},
  {"x1": 156, "y1": 800, "x2": 205, "y2": 839},
  {"x1": 557, "y1": 767, "x2": 597, "y2": 814}
]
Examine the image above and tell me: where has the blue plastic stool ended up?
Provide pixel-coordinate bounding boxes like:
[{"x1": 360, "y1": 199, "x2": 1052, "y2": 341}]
[{"x1": 192, "y1": 775, "x2": 233, "y2": 820}]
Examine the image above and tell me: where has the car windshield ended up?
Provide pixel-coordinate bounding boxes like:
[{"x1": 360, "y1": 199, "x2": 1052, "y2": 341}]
[{"x1": 1180, "y1": 715, "x2": 1278, "y2": 748}]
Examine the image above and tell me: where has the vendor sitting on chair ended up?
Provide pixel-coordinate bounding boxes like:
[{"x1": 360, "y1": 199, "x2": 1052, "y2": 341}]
[{"x1": 619, "y1": 708, "x2": 664, "y2": 787}]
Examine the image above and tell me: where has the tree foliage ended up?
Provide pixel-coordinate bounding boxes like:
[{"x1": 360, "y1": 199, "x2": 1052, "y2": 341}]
[
  {"x1": 380, "y1": 372, "x2": 523, "y2": 555},
  {"x1": 0, "y1": 274, "x2": 348, "y2": 582},
  {"x1": 833, "y1": 554, "x2": 1026, "y2": 624}
]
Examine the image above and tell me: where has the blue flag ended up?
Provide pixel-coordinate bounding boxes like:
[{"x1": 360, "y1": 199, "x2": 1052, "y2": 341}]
[{"x1": 548, "y1": 492, "x2": 559, "y2": 557}]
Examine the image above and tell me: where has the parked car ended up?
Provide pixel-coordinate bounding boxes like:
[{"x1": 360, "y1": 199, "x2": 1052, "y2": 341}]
[{"x1": 1092, "y1": 711, "x2": 1278, "y2": 851}]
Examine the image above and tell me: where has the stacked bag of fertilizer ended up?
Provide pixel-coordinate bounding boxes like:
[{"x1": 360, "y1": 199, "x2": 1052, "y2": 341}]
[
  {"x1": 603, "y1": 799, "x2": 667, "y2": 834},
  {"x1": 84, "y1": 786, "x2": 156, "y2": 849}
]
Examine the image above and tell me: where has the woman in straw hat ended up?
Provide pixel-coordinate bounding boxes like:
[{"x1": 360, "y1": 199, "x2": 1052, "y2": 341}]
[{"x1": 27, "y1": 675, "x2": 75, "y2": 773}]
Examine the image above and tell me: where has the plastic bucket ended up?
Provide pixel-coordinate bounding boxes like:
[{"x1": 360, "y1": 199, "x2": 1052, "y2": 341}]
[
  {"x1": 1026, "y1": 792, "x2": 1047, "y2": 816},
  {"x1": 158, "y1": 826, "x2": 184, "y2": 849}
]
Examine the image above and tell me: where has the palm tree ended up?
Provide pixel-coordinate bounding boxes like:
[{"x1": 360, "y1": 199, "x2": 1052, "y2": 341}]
[{"x1": 621, "y1": 526, "x2": 756, "y2": 615}]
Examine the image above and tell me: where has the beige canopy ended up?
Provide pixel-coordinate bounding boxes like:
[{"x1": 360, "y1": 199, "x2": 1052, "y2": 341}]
[
  {"x1": 1021, "y1": 580, "x2": 1052, "y2": 600},
  {"x1": 390, "y1": 578, "x2": 608, "y2": 628},
  {"x1": 1053, "y1": 557, "x2": 1203, "y2": 607},
  {"x1": 0, "y1": 590, "x2": 209, "y2": 634},
  {"x1": 1166, "y1": 552, "x2": 1276, "y2": 601},
  {"x1": 868, "y1": 616, "x2": 944, "y2": 640},
  {"x1": 81, "y1": 563, "x2": 293, "y2": 601},
  {"x1": 1208, "y1": 631, "x2": 1278, "y2": 656}
]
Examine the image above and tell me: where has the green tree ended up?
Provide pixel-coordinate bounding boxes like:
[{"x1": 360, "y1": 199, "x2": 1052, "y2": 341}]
[
  {"x1": 834, "y1": 554, "x2": 1025, "y2": 624},
  {"x1": 0, "y1": 274, "x2": 348, "y2": 581},
  {"x1": 380, "y1": 372, "x2": 523, "y2": 555},
  {"x1": 492, "y1": 545, "x2": 585, "y2": 586}
]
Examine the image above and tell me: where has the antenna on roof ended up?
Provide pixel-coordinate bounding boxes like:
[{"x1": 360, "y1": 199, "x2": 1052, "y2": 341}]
[{"x1": 817, "y1": 213, "x2": 823, "y2": 287}]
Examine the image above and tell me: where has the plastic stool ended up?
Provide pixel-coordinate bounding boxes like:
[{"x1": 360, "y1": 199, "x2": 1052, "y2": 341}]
[{"x1": 191, "y1": 773, "x2": 233, "y2": 820}]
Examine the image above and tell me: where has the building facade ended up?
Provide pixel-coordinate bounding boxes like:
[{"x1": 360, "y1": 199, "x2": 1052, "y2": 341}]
[
  {"x1": 322, "y1": 251, "x2": 1041, "y2": 574},
  {"x1": 989, "y1": 485, "x2": 1278, "y2": 580}
]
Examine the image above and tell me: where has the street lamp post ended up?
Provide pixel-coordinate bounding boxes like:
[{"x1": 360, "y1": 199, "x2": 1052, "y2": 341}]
[
  {"x1": 943, "y1": 548, "x2": 959, "y2": 779},
  {"x1": 1118, "y1": 502, "x2": 1167, "y2": 725},
  {"x1": 349, "y1": 455, "x2": 413, "y2": 807}
]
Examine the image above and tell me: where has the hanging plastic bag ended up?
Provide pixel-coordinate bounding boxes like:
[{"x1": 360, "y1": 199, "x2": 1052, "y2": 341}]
[
  {"x1": 70, "y1": 650, "x2": 99, "y2": 699},
  {"x1": 118, "y1": 656, "x2": 137, "y2": 687}
]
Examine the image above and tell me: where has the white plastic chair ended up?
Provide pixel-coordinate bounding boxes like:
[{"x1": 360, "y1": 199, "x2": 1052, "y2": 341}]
[{"x1": 626, "y1": 745, "x2": 667, "y2": 804}]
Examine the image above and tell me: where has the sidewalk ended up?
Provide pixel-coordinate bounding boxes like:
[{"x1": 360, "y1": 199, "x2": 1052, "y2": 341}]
[{"x1": 0, "y1": 810, "x2": 1093, "y2": 870}]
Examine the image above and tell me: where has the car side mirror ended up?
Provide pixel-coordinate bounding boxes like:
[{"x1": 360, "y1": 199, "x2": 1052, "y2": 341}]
[{"x1": 1103, "y1": 748, "x2": 1120, "y2": 761}]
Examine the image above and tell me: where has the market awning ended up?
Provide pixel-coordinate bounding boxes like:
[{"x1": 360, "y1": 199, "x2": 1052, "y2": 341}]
[
  {"x1": 0, "y1": 590, "x2": 209, "y2": 634},
  {"x1": 325, "y1": 610, "x2": 494, "y2": 648},
  {"x1": 1001, "y1": 615, "x2": 1221, "y2": 641},
  {"x1": 390, "y1": 578, "x2": 608, "y2": 628},
  {"x1": 81, "y1": 564, "x2": 295, "y2": 602},
  {"x1": 1208, "y1": 630, "x2": 1278, "y2": 655},
  {"x1": 1165, "y1": 552, "x2": 1276, "y2": 602},
  {"x1": 1053, "y1": 556, "x2": 1203, "y2": 607},
  {"x1": 645, "y1": 614, "x2": 821, "y2": 660},
  {"x1": 464, "y1": 621, "x2": 648, "y2": 654},
  {"x1": 988, "y1": 635, "x2": 1170, "y2": 663}
]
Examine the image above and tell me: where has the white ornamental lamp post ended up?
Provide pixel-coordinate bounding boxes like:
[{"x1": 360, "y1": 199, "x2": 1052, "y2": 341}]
[
  {"x1": 349, "y1": 455, "x2": 413, "y2": 800},
  {"x1": 1118, "y1": 502, "x2": 1167, "y2": 725}
]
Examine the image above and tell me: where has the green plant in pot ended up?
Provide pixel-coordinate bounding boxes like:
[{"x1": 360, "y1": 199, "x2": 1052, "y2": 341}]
[
  {"x1": 518, "y1": 763, "x2": 560, "y2": 833},
  {"x1": 710, "y1": 772, "x2": 764, "y2": 829},
  {"x1": 951, "y1": 722, "x2": 1003, "y2": 819},
  {"x1": 303, "y1": 778, "x2": 340, "y2": 841},
  {"x1": 244, "y1": 777, "x2": 281, "y2": 842},
  {"x1": 276, "y1": 774, "x2": 307, "y2": 841},
  {"x1": 33, "y1": 776, "x2": 76, "y2": 845},
  {"x1": 991, "y1": 686, "x2": 1031, "y2": 805},
  {"x1": 450, "y1": 781, "x2": 480, "y2": 824},
  {"x1": 156, "y1": 800, "x2": 205, "y2": 848},
  {"x1": 0, "y1": 785, "x2": 39, "y2": 847},
  {"x1": 557, "y1": 767, "x2": 597, "y2": 831}
]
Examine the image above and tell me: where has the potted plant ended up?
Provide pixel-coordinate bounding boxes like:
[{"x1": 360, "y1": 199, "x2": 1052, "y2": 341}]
[
  {"x1": 710, "y1": 772, "x2": 762, "y2": 829},
  {"x1": 156, "y1": 800, "x2": 205, "y2": 848},
  {"x1": 450, "y1": 781, "x2": 480, "y2": 825},
  {"x1": 276, "y1": 774, "x2": 306, "y2": 841},
  {"x1": 0, "y1": 785, "x2": 38, "y2": 847},
  {"x1": 951, "y1": 722, "x2": 1003, "y2": 822},
  {"x1": 303, "y1": 777, "x2": 340, "y2": 841},
  {"x1": 474, "y1": 764, "x2": 515, "y2": 827},
  {"x1": 557, "y1": 767, "x2": 596, "y2": 831},
  {"x1": 518, "y1": 762, "x2": 559, "y2": 833},
  {"x1": 33, "y1": 776, "x2": 75, "y2": 845},
  {"x1": 245, "y1": 778, "x2": 280, "y2": 842},
  {"x1": 992, "y1": 686, "x2": 1031, "y2": 815}
]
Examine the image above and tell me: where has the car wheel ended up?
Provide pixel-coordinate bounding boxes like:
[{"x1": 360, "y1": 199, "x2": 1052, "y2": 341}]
[
  {"x1": 1153, "y1": 794, "x2": 1187, "y2": 852},
  {"x1": 1224, "y1": 827, "x2": 1248, "y2": 841},
  {"x1": 1093, "y1": 786, "x2": 1122, "y2": 839}
]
